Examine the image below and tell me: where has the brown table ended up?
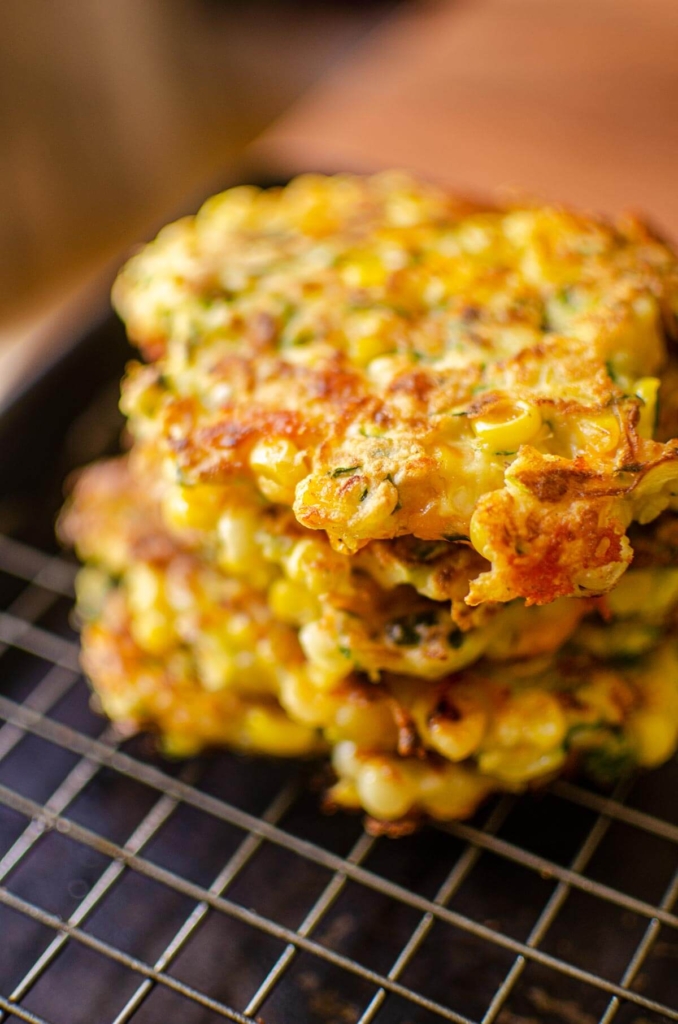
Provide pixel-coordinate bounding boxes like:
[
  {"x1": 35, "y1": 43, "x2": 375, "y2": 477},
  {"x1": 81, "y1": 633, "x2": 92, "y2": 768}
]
[
  {"x1": 254, "y1": 0, "x2": 678, "y2": 232},
  {"x1": 6, "y1": 0, "x2": 678, "y2": 405}
]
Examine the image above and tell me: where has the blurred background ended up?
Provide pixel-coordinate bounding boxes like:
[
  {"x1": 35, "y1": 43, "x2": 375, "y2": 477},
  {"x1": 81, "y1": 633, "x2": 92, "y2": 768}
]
[
  {"x1": 0, "y1": 1, "x2": 397, "y2": 342},
  {"x1": 2, "y1": 0, "x2": 678, "y2": 401}
]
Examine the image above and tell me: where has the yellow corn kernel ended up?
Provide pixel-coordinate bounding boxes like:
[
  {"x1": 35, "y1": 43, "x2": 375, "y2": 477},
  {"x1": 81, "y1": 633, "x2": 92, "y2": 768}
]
[
  {"x1": 300, "y1": 621, "x2": 353, "y2": 689},
  {"x1": 161, "y1": 733, "x2": 204, "y2": 758},
  {"x1": 478, "y1": 746, "x2": 566, "y2": 786},
  {"x1": 249, "y1": 438, "x2": 307, "y2": 504},
  {"x1": 472, "y1": 399, "x2": 542, "y2": 452},
  {"x1": 573, "y1": 554, "x2": 631, "y2": 594},
  {"x1": 348, "y1": 333, "x2": 394, "y2": 367},
  {"x1": 329, "y1": 778, "x2": 362, "y2": 810},
  {"x1": 575, "y1": 672, "x2": 630, "y2": 726},
  {"x1": 341, "y1": 253, "x2": 388, "y2": 289},
  {"x1": 633, "y1": 461, "x2": 678, "y2": 501},
  {"x1": 284, "y1": 538, "x2": 323, "y2": 586},
  {"x1": 419, "y1": 765, "x2": 496, "y2": 821},
  {"x1": 329, "y1": 698, "x2": 398, "y2": 750},
  {"x1": 635, "y1": 377, "x2": 660, "y2": 439},
  {"x1": 216, "y1": 510, "x2": 273, "y2": 589},
  {"x1": 268, "y1": 578, "x2": 319, "y2": 626},
  {"x1": 223, "y1": 611, "x2": 258, "y2": 645},
  {"x1": 98, "y1": 691, "x2": 136, "y2": 722},
  {"x1": 355, "y1": 758, "x2": 418, "y2": 820},
  {"x1": 129, "y1": 611, "x2": 176, "y2": 656},
  {"x1": 162, "y1": 483, "x2": 224, "y2": 533},
  {"x1": 126, "y1": 563, "x2": 163, "y2": 612},
  {"x1": 416, "y1": 690, "x2": 488, "y2": 762},
  {"x1": 74, "y1": 567, "x2": 111, "y2": 621},
  {"x1": 628, "y1": 711, "x2": 678, "y2": 767},
  {"x1": 331, "y1": 739, "x2": 360, "y2": 781},
  {"x1": 194, "y1": 641, "x2": 237, "y2": 692},
  {"x1": 575, "y1": 411, "x2": 622, "y2": 454},
  {"x1": 196, "y1": 185, "x2": 259, "y2": 235},
  {"x1": 279, "y1": 671, "x2": 339, "y2": 727},
  {"x1": 126, "y1": 565, "x2": 175, "y2": 655},
  {"x1": 493, "y1": 690, "x2": 567, "y2": 752},
  {"x1": 613, "y1": 568, "x2": 678, "y2": 623},
  {"x1": 243, "y1": 706, "x2": 319, "y2": 756},
  {"x1": 345, "y1": 309, "x2": 396, "y2": 366},
  {"x1": 352, "y1": 477, "x2": 400, "y2": 532},
  {"x1": 283, "y1": 537, "x2": 349, "y2": 595}
]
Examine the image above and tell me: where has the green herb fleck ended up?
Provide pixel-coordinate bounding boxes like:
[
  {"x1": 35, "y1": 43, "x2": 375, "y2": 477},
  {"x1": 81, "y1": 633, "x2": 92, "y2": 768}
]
[
  {"x1": 331, "y1": 465, "x2": 362, "y2": 478},
  {"x1": 581, "y1": 738, "x2": 634, "y2": 784},
  {"x1": 556, "y1": 285, "x2": 576, "y2": 307},
  {"x1": 386, "y1": 610, "x2": 438, "y2": 647},
  {"x1": 411, "y1": 540, "x2": 448, "y2": 562},
  {"x1": 338, "y1": 645, "x2": 352, "y2": 659}
]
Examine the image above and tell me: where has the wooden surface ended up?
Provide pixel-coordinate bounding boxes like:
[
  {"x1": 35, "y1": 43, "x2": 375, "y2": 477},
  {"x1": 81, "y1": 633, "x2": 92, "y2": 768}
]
[
  {"x1": 6, "y1": 0, "x2": 678, "y2": 405},
  {"x1": 254, "y1": 0, "x2": 678, "y2": 233},
  {"x1": 0, "y1": 0, "x2": 395, "y2": 405}
]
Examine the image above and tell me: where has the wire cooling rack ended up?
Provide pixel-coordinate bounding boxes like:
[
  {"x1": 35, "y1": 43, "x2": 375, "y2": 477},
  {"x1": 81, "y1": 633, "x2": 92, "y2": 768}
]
[
  {"x1": 0, "y1": 542, "x2": 678, "y2": 1023},
  {"x1": 0, "y1": 301, "x2": 677, "y2": 1023}
]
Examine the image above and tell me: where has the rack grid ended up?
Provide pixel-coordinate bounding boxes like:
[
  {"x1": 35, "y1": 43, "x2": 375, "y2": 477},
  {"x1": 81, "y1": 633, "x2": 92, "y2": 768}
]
[{"x1": 0, "y1": 532, "x2": 677, "y2": 1024}]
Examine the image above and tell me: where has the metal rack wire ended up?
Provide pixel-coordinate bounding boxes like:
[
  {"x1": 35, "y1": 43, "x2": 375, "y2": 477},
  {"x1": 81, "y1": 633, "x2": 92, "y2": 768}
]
[{"x1": 0, "y1": 530, "x2": 677, "y2": 1023}]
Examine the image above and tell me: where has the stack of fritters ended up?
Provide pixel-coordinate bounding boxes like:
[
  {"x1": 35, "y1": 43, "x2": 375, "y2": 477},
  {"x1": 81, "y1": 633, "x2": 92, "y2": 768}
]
[{"x1": 59, "y1": 173, "x2": 678, "y2": 827}]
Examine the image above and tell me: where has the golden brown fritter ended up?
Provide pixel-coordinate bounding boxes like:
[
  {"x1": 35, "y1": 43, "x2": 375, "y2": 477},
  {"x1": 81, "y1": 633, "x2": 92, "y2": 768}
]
[
  {"x1": 114, "y1": 173, "x2": 678, "y2": 605},
  {"x1": 64, "y1": 460, "x2": 678, "y2": 824},
  {"x1": 59, "y1": 458, "x2": 591, "y2": 688}
]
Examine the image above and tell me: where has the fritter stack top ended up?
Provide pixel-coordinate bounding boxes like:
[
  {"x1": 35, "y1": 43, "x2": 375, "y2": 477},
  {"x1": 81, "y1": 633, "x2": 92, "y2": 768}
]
[{"x1": 115, "y1": 172, "x2": 678, "y2": 605}]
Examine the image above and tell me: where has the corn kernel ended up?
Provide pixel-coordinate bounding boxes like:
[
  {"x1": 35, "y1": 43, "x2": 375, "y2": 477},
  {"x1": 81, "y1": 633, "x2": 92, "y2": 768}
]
[
  {"x1": 216, "y1": 510, "x2": 273, "y2": 588},
  {"x1": 472, "y1": 399, "x2": 542, "y2": 451},
  {"x1": 636, "y1": 377, "x2": 660, "y2": 439},
  {"x1": 279, "y1": 671, "x2": 339, "y2": 727},
  {"x1": 329, "y1": 778, "x2": 362, "y2": 809},
  {"x1": 300, "y1": 621, "x2": 353, "y2": 688},
  {"x1": 330, "y1": 698, "x2": 398, "y2": 750},
  {"x1": 249, "y1": 438, "x2": 307, "y2": 505},
  {"x1": 356, "y1": 758, "x2": 418, "y2": 820},
  {"x1": 268, "y1": 578, "x2": 319, "y2": 626},
  {"x1": 244, "y1": 706, "x2": 319, "y2": 756},
  {"x1": 420, "y1": 765, "x2": 495, "y2": 820},
  {"x1": 348, "y1": 333, "x2": 394, "y2": 366},
  {"x1": 162, "y1": 483, "x2": 224, "y2": 532},
  {"x1": 478, "y1": 746, "x2": 566, "y2": 785},
  {"x1": 493, "y1": 690, "x2": 567, "y2": 751},
  {"x1": 194, "y1": 641, "x2": 237, "y2": 692},
  {"x1": 417, "y1": 690, "x2": 488, "y2": 762},
  {"x1": 341, "y1": 253, "x2": 388, "y2": 289},
  {"x1": 628, "y1": 711, "x2": 678, "y2": 767}
]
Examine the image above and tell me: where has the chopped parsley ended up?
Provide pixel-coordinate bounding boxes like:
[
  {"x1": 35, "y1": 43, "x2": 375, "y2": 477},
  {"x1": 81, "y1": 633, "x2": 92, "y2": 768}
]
[
  {"x1": 386, "y1": 609, "x2": 439, "y2": 646},
  {"x1": 447, "y1": 630, "x2": 465, "y2": 649}
]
